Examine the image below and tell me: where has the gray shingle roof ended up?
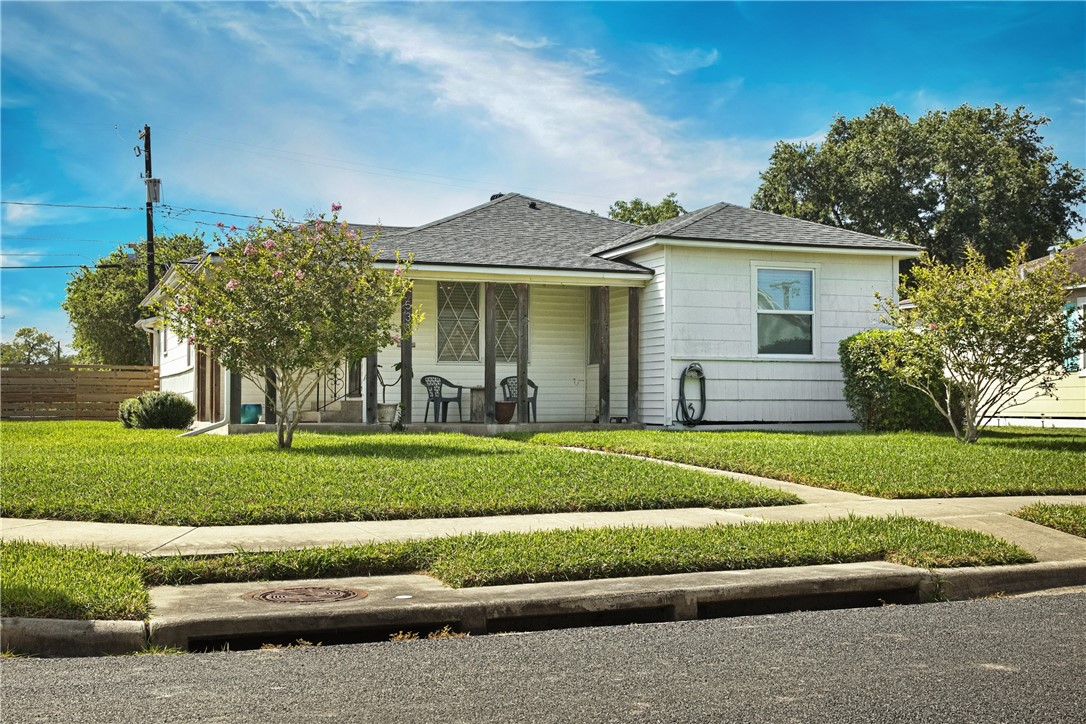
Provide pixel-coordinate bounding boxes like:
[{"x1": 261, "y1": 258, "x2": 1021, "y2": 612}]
[
  {"x1": 375, "y1": 193, "x2": 649, "y2": 274},
  {"x1": 593, "y1": 202, "x2": 922, "y2": 255},
  {"x1": 1020, "y1": 243, "x2": 1086, "y2": 281}
]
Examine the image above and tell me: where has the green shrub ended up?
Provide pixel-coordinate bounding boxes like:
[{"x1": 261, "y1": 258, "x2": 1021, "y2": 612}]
[
  {"x1": 118, "y1": 397, "x2": 142, "y2": 428},
  {"x1": 121, "y1": 391, "x2": 197, "y2": 430},
  {"x1": 839, "y1": 329, "x2": 948, "y2": 432}
]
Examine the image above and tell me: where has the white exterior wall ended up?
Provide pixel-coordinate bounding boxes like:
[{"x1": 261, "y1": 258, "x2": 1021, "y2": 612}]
[
  {"x1": 627, "y1": 244, "x2": 900, "y2": 426},
  {"x1": 156, "y1": 327, "x2": 196, "y2": 402},
  {"x1": 376, "y1": 281, "x2": 610, "y2": 423},
  {"x1": 584, "y1": 289, "x2": 630, "y2": 421}
]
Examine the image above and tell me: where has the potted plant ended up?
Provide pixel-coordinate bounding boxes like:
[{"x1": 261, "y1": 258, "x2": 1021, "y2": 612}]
[
  {"x1": 376, "y1": 363, "x2": 401, "y2": 424},
  {"x1": 495, "y1": 400, "x2": 517, "y2": 424}
]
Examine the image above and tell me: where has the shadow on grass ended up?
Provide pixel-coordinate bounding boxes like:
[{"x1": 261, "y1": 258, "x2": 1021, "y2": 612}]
[
  {"x1": 283, "y1": 439, "x2": 521, "y2": 460},
  {"x1": 979, "y1": 429, "x2": 1086, "y2": 454},
  {"x1": 1, "y1": 583, "x2": 86, "y2": 620}
]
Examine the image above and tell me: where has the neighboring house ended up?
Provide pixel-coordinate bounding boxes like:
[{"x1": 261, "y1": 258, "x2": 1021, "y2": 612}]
[
  {"x1": 141, "y1": 193, "x2": 921, "y2": 428},
  {"x1": 991, "y1": 244, "x2": 1086, "y2": 427}
]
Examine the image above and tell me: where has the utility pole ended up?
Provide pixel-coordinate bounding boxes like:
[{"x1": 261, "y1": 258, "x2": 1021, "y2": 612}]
[{"x1": 138, "y1": 125, "x2": 157, "y2": 295}]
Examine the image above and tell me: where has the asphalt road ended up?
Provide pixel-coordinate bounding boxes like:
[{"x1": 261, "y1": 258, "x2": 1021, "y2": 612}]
[{"x1": 3, "y1": 593, "x2": 1084, "y2": 723}]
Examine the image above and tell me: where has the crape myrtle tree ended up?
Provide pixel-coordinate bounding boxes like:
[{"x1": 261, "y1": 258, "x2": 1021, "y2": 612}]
[
  {"x1": 752, "y1": 104, "x2": 1086, "y2": 267},
  {"x1": 876, "y1": 247, "x2": 1082, "y2": 443},
  {"x1": 155, "y1": 205, "x2": 420, "y2": 449}
]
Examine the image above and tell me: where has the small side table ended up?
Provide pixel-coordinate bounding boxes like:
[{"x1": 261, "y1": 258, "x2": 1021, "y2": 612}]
[{"x1": 470, "y1": 386, "x2": 486, "y2": 423}]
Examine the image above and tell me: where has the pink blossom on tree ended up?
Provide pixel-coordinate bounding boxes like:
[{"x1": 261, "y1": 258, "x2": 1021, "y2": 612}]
[{"x1": 156, "y1": 206, "x2": 419, "y2": 449}]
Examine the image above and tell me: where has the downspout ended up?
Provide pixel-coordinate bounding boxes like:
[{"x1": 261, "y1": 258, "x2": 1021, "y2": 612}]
[{"x1": 179, "y1": 365, "x2": 231, "y2": 437}]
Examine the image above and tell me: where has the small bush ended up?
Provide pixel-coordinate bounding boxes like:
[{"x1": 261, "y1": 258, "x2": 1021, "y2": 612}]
[
  {"x1": 839, "y1": 330, "x2": 949, "y2": 432},
  {"x1": 120, "y1": 391, "x2": 197, "y2": 430},
  {"x1": 118, "y1": 398, "x2": 142, "y2": 428}
]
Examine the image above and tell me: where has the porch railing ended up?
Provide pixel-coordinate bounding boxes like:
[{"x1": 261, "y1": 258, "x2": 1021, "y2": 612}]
[{"x1": 314, "y1": 359, "x2": 363, "y2": 412}]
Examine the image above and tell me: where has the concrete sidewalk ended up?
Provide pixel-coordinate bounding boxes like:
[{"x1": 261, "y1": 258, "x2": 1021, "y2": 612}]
[
  {"x1": 3, "y1": 466, "x2": 1085, "y2": 657},
  {"x1": 3, "y1": 494, "x2": 1085, "y2": 560}
]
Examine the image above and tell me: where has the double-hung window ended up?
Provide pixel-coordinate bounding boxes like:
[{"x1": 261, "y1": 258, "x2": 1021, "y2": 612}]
[{"x1": 755, "y1": 267, "x2": 815, "y2": 356}]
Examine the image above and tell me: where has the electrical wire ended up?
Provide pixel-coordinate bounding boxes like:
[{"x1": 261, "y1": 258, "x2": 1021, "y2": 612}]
[{"x1": 0, "y1": 201, "x2": 141, "y2": 211}]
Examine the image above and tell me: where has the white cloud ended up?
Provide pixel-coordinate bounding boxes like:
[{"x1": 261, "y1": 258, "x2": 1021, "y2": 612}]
[
  {"x1": 650, "y1": 45, "x2": 720, "y2": 76},
  {"x1": 497, "y1": 33, "x2": 551, "y2": 50}
]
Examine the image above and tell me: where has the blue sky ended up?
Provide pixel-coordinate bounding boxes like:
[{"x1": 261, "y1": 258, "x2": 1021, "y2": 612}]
[{"x1": 2, "y1": 1, "x2": 1084, "y2": 348}]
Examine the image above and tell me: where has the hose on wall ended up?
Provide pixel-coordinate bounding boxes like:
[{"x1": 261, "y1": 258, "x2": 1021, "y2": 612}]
[{"x1": 675, "y1": 362, "x2": 706, "y2": 427}]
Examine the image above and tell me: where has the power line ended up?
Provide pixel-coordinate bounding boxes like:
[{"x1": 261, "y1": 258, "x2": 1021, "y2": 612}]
[
  {"x1": 0, "y1": 201, "x2": 141, "y2": 211},
  {"x1": 0, "y1": 253, "x2": 90, "y2": 258},
  {"x1": 1, "y1": 235, "x2": 121, "y2": 243},
  {"x1": 0, "y1": 264, "x2": 125, "y2": 270}
]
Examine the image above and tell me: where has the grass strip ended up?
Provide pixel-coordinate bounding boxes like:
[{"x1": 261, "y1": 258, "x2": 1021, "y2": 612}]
[
  {"x1": 0, "y1": 540, "x2": 149, "y2": 620},
  {"x1": 2, "y1": 516, "x2": 1032, "y2": 619},
  {"x1": 516, "y1": 428, "x2": 1086, "y2": 499},
  {"x1": 1012, "y1": 503, "x2": 1086, "y2": 539},
  {"x1": 0, "y1": 422, "x2": 799, "y2": 525}
]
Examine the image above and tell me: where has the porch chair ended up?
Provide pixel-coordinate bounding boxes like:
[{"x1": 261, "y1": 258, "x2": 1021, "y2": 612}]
[
  {"x1": 421, "y1": 375, "x2": 464, "y2": 423},
  {"x1": 500, "y1": 375, "x2": 539, "y2": 423}
]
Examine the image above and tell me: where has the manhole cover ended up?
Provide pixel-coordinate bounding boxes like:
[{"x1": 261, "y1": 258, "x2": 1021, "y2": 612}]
[{"x1": 244, "y1": 586, "x2": 367, "y2": 604}]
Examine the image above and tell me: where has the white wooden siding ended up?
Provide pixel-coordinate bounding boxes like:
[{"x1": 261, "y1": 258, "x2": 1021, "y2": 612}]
[
  {"x1": 158, "y1": 327, "x2": 195, "y2": 401},
  {"x1": 633, "y1": 245, "x2": 897, "y2": 425},
  {"x1": 584, "y1": 289, "x2": 630, "y2": 420},
  {"x1": 626, "y1": 248, "x2": 667, "y2": 424},
  {"x1": 377, "y1": 281, "x2": 594, "y2": 422}
]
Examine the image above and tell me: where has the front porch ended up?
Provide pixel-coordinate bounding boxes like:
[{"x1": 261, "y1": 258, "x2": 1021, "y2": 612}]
[
  {"x1": 231, "y1": 277, "x2": 646, "y2": 428},
  {"x1": 221, "y1": 420, "x2": 644, "y2": 437}
]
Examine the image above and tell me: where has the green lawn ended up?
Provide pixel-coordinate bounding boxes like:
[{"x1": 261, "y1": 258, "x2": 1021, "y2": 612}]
[
  {"x1": 1, "y1": 516, "x2": 1033, "y2": 619},
  {"x1": 519, "y1": 428, "x2": 1086, "y2": 498},
  {"x1": 0, "y1": 422, "x2": 797, "y2": 525},
  {"x1": 1013, "y1": 503, "x2": 1086, "y2": 538}
]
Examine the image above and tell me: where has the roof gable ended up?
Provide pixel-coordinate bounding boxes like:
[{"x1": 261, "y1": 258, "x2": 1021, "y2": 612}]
[
  {"x1": 594, "y1": 202, "x2": 921, "y2": 255},
  {"x1": 378, "y1": 193, "x2": 646, "y2": 274}
]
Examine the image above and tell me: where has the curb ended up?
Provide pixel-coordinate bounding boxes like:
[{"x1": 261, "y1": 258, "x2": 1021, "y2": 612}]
[
  {"x1": 4, "y1": 560, "x2": 1084, "y2": 657},
  {"x1": 926, "y1": 560, "x2": 1086, "y2": 601},
  {"x1": 1, "y1": 617, "x2": 147, "y2": 657}
]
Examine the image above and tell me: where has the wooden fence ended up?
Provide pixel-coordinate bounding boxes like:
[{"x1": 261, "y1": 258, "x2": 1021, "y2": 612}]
[{"x1": 1, "y1": 365, "x2": 159, "y2": 421}]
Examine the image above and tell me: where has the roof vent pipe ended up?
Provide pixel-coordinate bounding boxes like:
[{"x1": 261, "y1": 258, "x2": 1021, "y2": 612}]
[
  {"x1": 490, "y1": 193, "x2": 504, "y2": 201},
  {"x1": 528, "y1": 201, "x2": 539, "y2": 210}
]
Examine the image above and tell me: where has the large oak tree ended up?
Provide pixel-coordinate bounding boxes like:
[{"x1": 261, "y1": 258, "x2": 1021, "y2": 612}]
[
  {"x1": 63, "y1": 234, "x2": 206, "y2": 365},
  {"x1": 752, "y1": 104, "x2": 1086, "y2": 266}
]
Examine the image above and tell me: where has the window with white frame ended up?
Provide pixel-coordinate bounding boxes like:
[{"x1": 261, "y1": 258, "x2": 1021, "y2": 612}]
[
  {"x1": 755, "y1": 267, "x2": 815, "y2": 355},
  {"x1": 1066, "y1": 302, "x2": 1084, "y2": 373},
  {"x1": 437, "y1": 282, "x2": 480, "y2": 362},
  {"x1": 495, "y1": 284, "x2": 527, "y2": 363}
]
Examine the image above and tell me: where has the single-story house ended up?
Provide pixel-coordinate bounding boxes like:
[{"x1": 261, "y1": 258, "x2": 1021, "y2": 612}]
[
  {"x1": 141, "y1": 193, "x2": 922, "y2": 429},
  {"x1": 990, "y1": 243, "x2": 1086, "y2": 427}
]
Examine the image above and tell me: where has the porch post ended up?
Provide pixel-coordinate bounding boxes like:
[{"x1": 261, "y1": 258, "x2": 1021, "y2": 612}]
[
  {"x1": 598, "y1": 285, "x2": 610, "y2": 424},
  {"x1": 484, "y1": 282, "x2": 497, "y2": 424},
  {"x1": 228, "y1": 370, "x2": 242, "y2": 424},
  {"x1": 264, "y1": 368, "x2": 277, "y2": 425},
  {"x1": 400, "y1": 290, "x2": 413, "y2": 424},
  {"x1": 516, "y1": 283, "x2": 529, "y2": 423},
  {"x1": 627, "y1": 286, "x2": 640, "y2": 424},
  {"x1": 365, "y1": 354, "x2": 378, "y2": 424}
]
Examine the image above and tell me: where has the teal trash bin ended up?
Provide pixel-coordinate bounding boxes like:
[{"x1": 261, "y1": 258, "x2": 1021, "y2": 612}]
[{"x1": 240, "y1": 404, "x2": 262, "y2": 424}]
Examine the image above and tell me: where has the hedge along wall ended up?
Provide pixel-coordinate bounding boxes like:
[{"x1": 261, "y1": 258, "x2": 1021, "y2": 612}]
[
  {"x1": 0, "y1": 365, "x2": 159, "y2": 421},
  {"x1": 838, "y1": 330, "x2": 949, "y2": 432}
]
